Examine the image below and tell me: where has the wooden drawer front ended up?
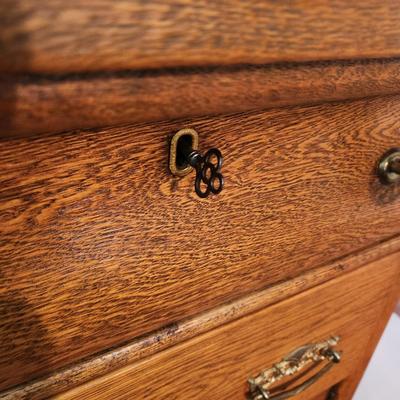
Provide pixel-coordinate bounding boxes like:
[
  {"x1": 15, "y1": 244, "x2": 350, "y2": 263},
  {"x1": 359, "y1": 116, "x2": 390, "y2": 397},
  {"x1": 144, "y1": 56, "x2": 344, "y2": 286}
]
[
  {"x1": 1, "y1": 96, "x2": 400, "y2": 389},
  {"x1": 58, "y1": 253, "x2": 400, "y2": 399},
  {"x1": 2, "y1": 1, "x2": 400, "y2": 74}
]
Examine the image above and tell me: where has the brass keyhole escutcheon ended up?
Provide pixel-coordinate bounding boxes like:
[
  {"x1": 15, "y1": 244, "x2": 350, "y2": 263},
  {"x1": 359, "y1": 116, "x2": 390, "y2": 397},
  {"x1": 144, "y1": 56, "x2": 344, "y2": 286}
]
[{"x1": 169, "y1": 128, "x2": 199, "y2": 177}]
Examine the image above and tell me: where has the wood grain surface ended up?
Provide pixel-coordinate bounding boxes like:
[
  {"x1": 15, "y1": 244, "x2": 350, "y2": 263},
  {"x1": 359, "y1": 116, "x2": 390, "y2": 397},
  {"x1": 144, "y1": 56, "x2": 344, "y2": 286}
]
[
  {"x1": 2, "y1": 1, "x2": 400, "y2": 74},
  {"x1": 1, "y1": 96, "x2": 400, "y2": 391},
  {"x1": 56, "y1": 253, "x2": 400, "y2": 400},
  {"x1": 3, "y1": 235, "x2": 400, "y2": 400},
  {"x1": 3, "y1": 59, "x2": 400, "y2": 138},
  {"x1": 338, "y1": 259, "x2": 400, "y2": 400}
]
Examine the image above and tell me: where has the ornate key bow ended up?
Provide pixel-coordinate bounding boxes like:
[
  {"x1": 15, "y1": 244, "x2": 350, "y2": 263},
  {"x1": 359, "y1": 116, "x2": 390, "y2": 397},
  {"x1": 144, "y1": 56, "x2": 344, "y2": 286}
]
[
  {"x1": 169, "y1": 128, "x2": 225, "y2": 198},
  {"x1": 187, "y1": 148, "x2": 224, "y2": 198}
]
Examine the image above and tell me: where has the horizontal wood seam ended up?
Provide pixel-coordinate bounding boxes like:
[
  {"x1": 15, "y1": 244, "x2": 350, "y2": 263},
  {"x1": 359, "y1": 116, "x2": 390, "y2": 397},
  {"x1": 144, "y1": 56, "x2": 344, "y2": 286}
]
[
  {"x1": 3, "y1": 58, "x2": 400, "y2": 138},
  {"x1": 6, "y1": 57, "x2": 400, "y2": 81},
  {"x1": 3, "y1": 234, "x2": 400, "y2": 400}
]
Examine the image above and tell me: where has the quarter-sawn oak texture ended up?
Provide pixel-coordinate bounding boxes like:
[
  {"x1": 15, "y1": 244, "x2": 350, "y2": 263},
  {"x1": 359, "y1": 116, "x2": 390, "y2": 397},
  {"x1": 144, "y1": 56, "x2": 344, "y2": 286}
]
[
  {"x1": 1, "y1": 96, "x2": 400, "y2": 390},
  {"x1": 2, "y1": 0, "x2": 400, "y2": 73},
  {"x1": 56, "y1": 253, "x2": 400, "y2": 400}
]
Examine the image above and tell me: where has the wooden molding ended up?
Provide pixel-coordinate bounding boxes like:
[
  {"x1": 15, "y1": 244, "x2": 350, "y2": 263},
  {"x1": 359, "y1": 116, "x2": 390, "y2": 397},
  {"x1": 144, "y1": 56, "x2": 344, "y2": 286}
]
[{"x1": 2, "y1": 59, "x2": 400, "y2": 138}]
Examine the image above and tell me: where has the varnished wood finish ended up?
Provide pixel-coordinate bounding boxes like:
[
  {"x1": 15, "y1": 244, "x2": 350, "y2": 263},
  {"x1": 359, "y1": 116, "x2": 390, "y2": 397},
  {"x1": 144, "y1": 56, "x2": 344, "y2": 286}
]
[
  {"x1": 2, "y1": 1, "x2": 400, "y2": 74},
  {"x1": 3, "y1": 236, "x2": 400, "y2": 400},
  {"x1": 3, "y1": 59, "x2": 400, "y2": 138},
  {"x1": 1, "y1": 96, "x2": 400, "y2": 391},
  {"x1": 56, "y1": 253, "x2": 400, "y2": 400},
  {"x1": 339, "y1": 281, "x2": 400, "y2": 400}
]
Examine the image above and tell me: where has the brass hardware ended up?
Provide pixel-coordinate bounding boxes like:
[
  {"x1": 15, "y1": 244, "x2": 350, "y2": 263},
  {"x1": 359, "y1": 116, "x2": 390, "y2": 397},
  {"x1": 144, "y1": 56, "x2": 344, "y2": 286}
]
[
  {"x1": 247, "y1": 337, "x2": 341, "y2": 400},
  {"x1": 169, "y1": 128, "x2": 199, "y2": 177},
  {"x1": 378, "y1": 148, "x2": 400, "y2": 184},
  {"x1": 169, "y1": 129, "x2": 224, "y2": 198}
]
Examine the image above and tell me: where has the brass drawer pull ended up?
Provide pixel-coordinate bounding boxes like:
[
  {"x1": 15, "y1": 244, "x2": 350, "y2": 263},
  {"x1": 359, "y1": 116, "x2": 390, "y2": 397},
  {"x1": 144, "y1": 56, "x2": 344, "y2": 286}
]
[
  {"x1": 247, "y1": 337, "x2": 341, "y2": 400},
  {"x1": 378, "y1": 148, "x2": 400, "y2": 184},
  {"x1": 169, "y1": 129, "x2": 224, "y2": 198}
]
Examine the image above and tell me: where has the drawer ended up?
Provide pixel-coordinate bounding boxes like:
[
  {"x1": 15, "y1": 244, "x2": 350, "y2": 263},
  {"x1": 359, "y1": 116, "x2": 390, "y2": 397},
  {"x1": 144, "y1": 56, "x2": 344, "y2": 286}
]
[
  {"x1": 1, "y1": 96, "x2": 400, "y2": 390},
  {"x1": 57, "y1": 252, "x2": 400, "y2": 399},
  {"x1": 2, "y1": 1, "x2": 400, "y2": 74}
]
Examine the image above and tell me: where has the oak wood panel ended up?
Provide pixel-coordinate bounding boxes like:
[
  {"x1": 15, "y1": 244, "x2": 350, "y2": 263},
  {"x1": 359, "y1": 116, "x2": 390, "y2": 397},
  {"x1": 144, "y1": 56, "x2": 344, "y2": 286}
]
[
  {"x1": 338, "y1": 258, "x2": 400, "y2": 399},
  {"x1": 1, "y1": 96, "x2": 400, "y2": 390},
  {"x1": 2, "y1": 1, "x2": 400, "y2": 74},
  {"x1": 56, "y1": 253, "x2": 400, "y2": 400},
  {"x1": 3, "y1": 59, "x2": 400, "y2": 138},
  {"x1": 3, "y1": 236, "x2": 400, "y2": 400}
]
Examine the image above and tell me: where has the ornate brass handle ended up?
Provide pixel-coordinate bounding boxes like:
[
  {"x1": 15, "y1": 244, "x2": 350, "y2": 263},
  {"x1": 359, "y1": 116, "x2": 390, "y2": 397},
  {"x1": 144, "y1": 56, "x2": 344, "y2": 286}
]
[
  {"x1": 247, "y1": 337, "x2": 341, "y2": 400},
  {"x1": 378, "y1": 148, "x2": 400, "y2": 184}
]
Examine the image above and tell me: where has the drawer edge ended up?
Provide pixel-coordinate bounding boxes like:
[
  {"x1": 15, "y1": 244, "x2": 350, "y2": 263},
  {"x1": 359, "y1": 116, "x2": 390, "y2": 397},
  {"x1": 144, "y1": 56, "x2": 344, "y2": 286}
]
[
  {"x1": 3, "y1": 58, "x2": 400, "y2": 138},
  {"x1": 2, "y1": 234, "x2": 400, "y2": 400}
]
